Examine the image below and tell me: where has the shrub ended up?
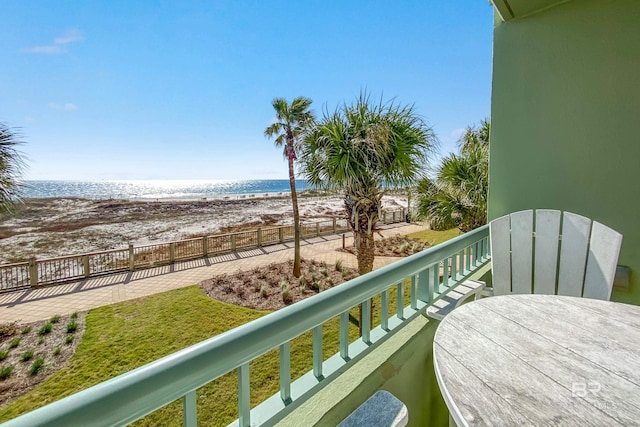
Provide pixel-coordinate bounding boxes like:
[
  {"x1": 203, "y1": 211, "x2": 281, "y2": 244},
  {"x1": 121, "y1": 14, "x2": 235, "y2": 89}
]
[
  {"x1": 0, "y1": 366, "x2": 13, "y2": 380},
  {"x1": 310, "y1": 281, "x2": 320, "y2": 292},
  {"x1": 38, "y1": 337, "x2": 44, "y2": 345},
  {"x1": 67, "y1": 321, "x2": 78, "y2": 333},
  {"x1": 21, "y1": 350, "x2": 34, "y2": 362},
  {"x1": 8, "y1": 338, "x2": 20, "y2": 349},
  {"x1": 53, "y1": 346, "x2": 62, "y2": 356},
  {"x1": 21, "y1": 326, "x2": 32, "y2": 335},
  {"x1": 71, "y1": 312, "x2": 78, "y2": 320},
  {"x1": 0, "y1": 350, "x2": 8, "y2": 361},
  {"x1": 0, "y1": 322, "x2": 17, "y2": 339},
  {"x1": 260, "y1": 285, "x2": 268, "y2": 299},
  {"x1": 65, "y1": 335, "x2": 74, "y2": 345},
  {"x1": 281, "y1": 285, "x2": 293, "y2": 305},
  {"x1": 50, "y1": 315, "x2": 61, "y2": 324},
  {"x1": 39, "y1": 323, "x2": 53, "y2": 335},
  {"x1": 30, "y1": 357, "x2": 45, "y2": 375},
  {"x1": 320, "y1": 267, "x2": 329, "y2": 277},
  {"x1": 335, "y1": 260, "x2": 344, "y2": 272}
]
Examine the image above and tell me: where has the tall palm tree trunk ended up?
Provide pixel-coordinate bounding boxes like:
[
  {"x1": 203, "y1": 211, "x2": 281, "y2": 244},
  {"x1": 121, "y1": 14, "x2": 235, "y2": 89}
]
[
  {"x1": 287, "y1": 141, "x2": 302, "y2": 278},
  {"x1": 354, "y1": 230, "x2": 375, "y2": 275}
]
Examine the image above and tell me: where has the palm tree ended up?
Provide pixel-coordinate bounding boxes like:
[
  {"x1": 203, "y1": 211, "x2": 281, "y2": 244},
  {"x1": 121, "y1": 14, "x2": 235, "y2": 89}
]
[
  {"x1": 0, "y1": 123, "x2": 26, "y2": 213},
  {"x1": 301, "y1": 93, "x2": 436, "y2": 275},
  {"x1": 417, "y1": 119, "x2": 489, "y2": 232},
  {"x1": 264, "y1": 97, "x2": 314, "y2": 277}
]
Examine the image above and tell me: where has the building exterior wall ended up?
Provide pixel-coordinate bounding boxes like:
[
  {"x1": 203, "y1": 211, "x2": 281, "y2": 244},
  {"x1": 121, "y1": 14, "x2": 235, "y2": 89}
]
[{"x1": 488, "y1": 0, "x2": 640, "y2": 303}]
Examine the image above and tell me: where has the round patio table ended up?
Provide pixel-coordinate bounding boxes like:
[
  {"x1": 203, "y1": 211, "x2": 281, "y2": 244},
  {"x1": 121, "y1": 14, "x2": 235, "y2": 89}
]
[{"x1": 433, "y1": 294, "x2": 640, "y2": 426}]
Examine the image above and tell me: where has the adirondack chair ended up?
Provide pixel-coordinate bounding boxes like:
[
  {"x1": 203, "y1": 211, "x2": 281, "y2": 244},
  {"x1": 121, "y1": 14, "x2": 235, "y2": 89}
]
[
  {"x1": 427, "y1": 209, "x2": 622, "y2": 320},
  {"x1": 490, "y1": 209, "x2": 623, "y2": 300}
]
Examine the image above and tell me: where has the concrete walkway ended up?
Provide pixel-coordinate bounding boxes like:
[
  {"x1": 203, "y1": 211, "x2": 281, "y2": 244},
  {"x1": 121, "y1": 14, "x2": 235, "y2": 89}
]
[{"x1": 0, "y1": 223, "x2": 426, "y2": 324}]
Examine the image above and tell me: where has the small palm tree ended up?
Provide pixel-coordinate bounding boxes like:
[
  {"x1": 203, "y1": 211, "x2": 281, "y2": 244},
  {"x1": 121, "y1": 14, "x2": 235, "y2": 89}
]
[
  {"x1": 264, "y1": 97, "x2": 314, "y2": 277},
  {"x1": 301, "y1": 93, "x2": 436, "y2": 275},
  {"x1": 417, "y1": 119, "x2": 489, "y2": 232},
  {"x1": 0, "y1": 123, "x2": 26, "y2": 213}
]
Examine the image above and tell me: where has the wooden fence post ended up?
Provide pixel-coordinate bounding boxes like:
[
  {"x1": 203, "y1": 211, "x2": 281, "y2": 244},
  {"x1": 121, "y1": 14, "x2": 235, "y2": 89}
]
[
  {"x1": 129, "y1": 244, "x2": 135, "y2": 271},
  {"x1": 231, "y1": 234, "x2": 236, "y2": 251},
  {"x1": 383, "y1": 212, "x2": 387, "y2": 224},
  {"x1": 278, "y1": 227, "x2": 284, "y2": 243},
  {"x1": 28, "y1": 258, "x2": 38, "y2": 287},
  {"x1": 169, "y1": 243, "x2": 176, "y2": 263},
  {"x1": 316, "y1": 223, "x2": 320, "y2": 237},
  {"x1": 333, "y1": 218, "x2": 337, "y2": 234},
  {"x1": 202, "y1": 236, "x2": 208, "y2": 256},
  {"x1": 82, "y1": 256, "x2": 90, "y2": 278},
  {"x1": 257, "y1": 228, "x2": 262, "y2": 247}
]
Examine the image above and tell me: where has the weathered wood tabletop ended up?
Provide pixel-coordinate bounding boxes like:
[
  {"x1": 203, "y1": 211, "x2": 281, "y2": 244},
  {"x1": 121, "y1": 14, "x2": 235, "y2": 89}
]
[{"x1": 433, "y1": 294, "x2": 640, "y2": 426}]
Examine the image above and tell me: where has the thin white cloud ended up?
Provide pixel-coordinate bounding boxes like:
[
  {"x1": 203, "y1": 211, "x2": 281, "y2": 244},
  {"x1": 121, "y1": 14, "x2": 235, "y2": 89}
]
[
  {"x1": 23, "y1": 28, "x2": 83, "y2": 55},
  {"x1": 54, "y1": 28, "x2": 84, "y2": 45},
  {"x1": 24, "y1": 45, "x2": 67, "y2": 54},
  {"x1": 450, "y1": 128, "x2": 466, "y2": 141},
  {"x1": 48, "y1": 102, "x2": 78, "y2": 112}
]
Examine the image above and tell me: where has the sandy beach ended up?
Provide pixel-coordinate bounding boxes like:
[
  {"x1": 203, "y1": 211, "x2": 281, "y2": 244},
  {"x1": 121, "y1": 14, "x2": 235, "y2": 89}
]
[{"x1": 0, "y1": 194, "x2": 408, "y2": 264}]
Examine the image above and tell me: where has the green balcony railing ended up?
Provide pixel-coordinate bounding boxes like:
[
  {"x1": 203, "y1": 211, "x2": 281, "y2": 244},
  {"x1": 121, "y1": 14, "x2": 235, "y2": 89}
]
[{"x1": 2, "y1": 225, "x2": 490, "y2": 427}]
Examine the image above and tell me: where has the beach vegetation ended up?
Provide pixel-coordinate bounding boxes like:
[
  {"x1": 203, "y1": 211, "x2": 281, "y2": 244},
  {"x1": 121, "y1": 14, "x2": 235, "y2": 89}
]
[
  {"x1": 0, "y1": 350, "x2": 8, "y2": 361},
  {"x1": 21, "y1": 351, "x2": 34, "y2": 362},
  {"x1": 66, "y1": 321, "x2": 78, "y2": 334},
  {"x1": 53, "y1": 346, "x2": 61, "y2": 356},
  {"x1": 0, "y1": 123, "x2": 27, "y2": 213},
  {"x1": 21, "y1": 326, "x2": 31, "y2": 335},
  {"x1": 38, "y1": 323, "x2": 53, "y2": 336},
  {"x1": 264, "y1": 97, "x2": 315, "y2": 277},
  {"x1": 0, "y1": 366, "x2": 14, "y2": 381},
  {"x1": 0, "y1": 322, "x2": 17, "y2": 339},
  {"x1": 8, "y1": 338, "x2": 20, "y2": 349},
  {"x1": 30, "y1": 358, "x2": 45, "y2": 376},
  {"x1": 65, "y1": 336, "x2": 74, "y2": 345},
  {"x1": 416, "y1": 119, "x2": 489, "y2": 232}
]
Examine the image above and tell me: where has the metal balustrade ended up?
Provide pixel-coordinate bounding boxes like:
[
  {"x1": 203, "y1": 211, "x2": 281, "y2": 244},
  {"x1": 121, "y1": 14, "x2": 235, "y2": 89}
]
[{"x1": 2, "y1": 225, "x2": 490, "y2": 427}]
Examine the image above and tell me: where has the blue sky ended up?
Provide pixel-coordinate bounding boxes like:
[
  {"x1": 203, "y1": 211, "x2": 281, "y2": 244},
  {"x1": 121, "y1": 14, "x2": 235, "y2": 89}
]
[{"x1": 1, "y1": 1, "x2": 494, "y2": 181}]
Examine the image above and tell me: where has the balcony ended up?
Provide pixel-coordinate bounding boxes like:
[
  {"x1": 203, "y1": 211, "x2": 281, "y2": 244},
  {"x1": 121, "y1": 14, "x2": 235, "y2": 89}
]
[{"x1": 0, "y1": 226, "x2": 491, "y2": 427}]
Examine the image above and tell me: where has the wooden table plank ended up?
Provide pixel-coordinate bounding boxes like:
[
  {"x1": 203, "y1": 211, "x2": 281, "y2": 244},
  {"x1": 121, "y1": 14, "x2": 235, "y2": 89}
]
[
  {"x1": 433, "y1": 295, "x2": 640, "y2": 427},
  {"x1": 434, "y1": 344, "x2": 536, "y2": 427},
  {"x1": 451, "y1": 301, "x2": 640, "y2": 425}
]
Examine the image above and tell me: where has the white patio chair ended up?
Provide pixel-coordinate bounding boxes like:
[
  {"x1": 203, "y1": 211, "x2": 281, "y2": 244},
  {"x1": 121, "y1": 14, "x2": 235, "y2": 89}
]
[{"x1": 490, "y1": 209, "x2": 623, "y2": 300}]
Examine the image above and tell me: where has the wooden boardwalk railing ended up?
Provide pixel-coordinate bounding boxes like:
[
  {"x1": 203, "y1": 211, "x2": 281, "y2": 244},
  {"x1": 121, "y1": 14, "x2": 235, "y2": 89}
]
[{"x1": 0, "y1": 209, "x2": 407, "y2": 292}]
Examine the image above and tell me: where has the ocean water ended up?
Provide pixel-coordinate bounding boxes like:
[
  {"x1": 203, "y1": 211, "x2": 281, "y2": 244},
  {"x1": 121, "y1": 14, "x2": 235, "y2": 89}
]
[{"x1": 21, "y1": 180, "x2": 312, "y2": 200}]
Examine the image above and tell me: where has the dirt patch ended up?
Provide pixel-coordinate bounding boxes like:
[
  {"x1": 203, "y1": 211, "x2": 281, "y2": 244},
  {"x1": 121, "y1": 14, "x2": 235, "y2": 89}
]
[
  {"x1": 200, "y1": 259, "x2": 359, "y2": 311},
  {"x1": 0, "y1": 312, "x2": 87, "y2": 408},
  {"x1": 338, "y1": 234, "x2": 431, "y2": 257}
]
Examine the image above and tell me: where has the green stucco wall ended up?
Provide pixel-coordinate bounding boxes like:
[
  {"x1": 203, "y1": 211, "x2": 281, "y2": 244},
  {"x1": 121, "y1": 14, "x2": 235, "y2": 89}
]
[{"x1": 488, "y1": 0, "x2": 640, "y2": 304}]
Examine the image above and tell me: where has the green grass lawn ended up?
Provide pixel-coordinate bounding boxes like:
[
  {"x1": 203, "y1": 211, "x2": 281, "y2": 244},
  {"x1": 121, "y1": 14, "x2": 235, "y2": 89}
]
[{"x1": 407, "y1": 228, "x2": 460, "y2": 247}]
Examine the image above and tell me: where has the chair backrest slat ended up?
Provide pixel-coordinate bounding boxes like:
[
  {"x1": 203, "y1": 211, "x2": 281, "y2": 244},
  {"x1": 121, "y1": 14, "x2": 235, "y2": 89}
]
[
  {"x1": 510, "y1": 210, "x2": 533, "y2": 294},
  {"x1": 489, "y1": 209, "x2": 621, "y2": 301},
  {"x1": 557, "y1": 212, "x2": 591, "y2": 297},
  {"x1": 489, "y1": 215, "x2": 511, "y2": 296},
  {"x1": 582, "y1": 221, "x2": 622, "y2": 301},
  {"x1": 533, "y1": 209, "x2": 561, "y2": 295}
]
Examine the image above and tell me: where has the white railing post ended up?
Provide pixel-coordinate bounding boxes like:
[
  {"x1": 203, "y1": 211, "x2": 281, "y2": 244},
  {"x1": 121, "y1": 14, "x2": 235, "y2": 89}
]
[
  {"x1": 82, "y1": 256, "x2": 90, "y2": 278},
  {"x1": 28, "y1": 258, "x2": 38, "y2": 287},
  {"x1": 129, "y1": 244, "x2": 135, "y2": 271}
]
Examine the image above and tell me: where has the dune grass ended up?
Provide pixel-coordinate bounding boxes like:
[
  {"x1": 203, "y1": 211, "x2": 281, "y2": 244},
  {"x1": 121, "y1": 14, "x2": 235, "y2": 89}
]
[{"x1": 407, "y1": 228, "x2": 460, "y2": 247}]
